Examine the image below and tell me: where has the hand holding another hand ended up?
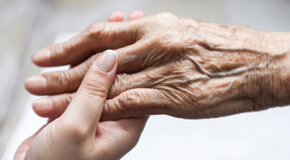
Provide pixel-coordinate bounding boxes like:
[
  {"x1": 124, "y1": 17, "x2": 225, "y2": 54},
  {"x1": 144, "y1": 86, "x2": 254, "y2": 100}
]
[
  {"x1": 15, "y1": 50, "x2": 148, "y2": 160},
  {"x1": 15, "y1": 11, "x2": 148, "y2": 160}
]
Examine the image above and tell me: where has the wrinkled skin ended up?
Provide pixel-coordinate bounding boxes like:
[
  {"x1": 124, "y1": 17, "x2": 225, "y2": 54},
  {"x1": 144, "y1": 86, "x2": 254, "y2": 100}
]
[{"x1": 25, "y1": 12, "x2": 290, "y2": 120}]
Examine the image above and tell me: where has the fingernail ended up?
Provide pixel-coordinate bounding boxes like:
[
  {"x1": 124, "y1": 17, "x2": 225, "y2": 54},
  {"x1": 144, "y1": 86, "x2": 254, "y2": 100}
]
[
  {"x1": 32, "y1": 48, "x2": 51, "y2": 63},
  {"x1": 95, "y1": 50, "x2": 118, "y2": 73},
  {"x1": 25, "y1": 75, "x2": 47, "y2": 93},
  {"x1": 32, "y1": 98, "x2": 53, "y2": 115}
]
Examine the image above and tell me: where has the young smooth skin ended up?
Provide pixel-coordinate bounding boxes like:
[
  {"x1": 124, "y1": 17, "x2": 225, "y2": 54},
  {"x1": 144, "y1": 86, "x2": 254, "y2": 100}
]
[{"x1": 25, "y1": 12, "x2": 290, "y2": 120}]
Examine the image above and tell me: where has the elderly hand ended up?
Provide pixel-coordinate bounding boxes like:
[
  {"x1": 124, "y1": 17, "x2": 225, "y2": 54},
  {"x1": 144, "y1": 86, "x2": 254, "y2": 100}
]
[
  {"x1": 14, "y1": 50, "x2": 148, "y2": 160},
  {"x1": 25, "y1": 12, "x2": 290, "y2": 120}
]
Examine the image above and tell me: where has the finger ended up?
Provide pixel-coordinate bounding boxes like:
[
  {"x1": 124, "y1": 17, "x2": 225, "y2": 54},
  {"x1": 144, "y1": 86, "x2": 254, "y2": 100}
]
[
  {"x1": 28, "y1": 57, "x2": 166, "y2": 120},
  {"x1": 60, "y1": 11, "x2": 125, "y2": 69},
  {"x1": 32, "y1": 21, "x2": 139, "y2": 67},
  {"x1": 25, "y1": 53, "x2": 95, "y2": 95},
  {"x1": 127, "y1": 10, "x2": 144, "y2": 21},
  {"x1": 102, "y1": 88, "x2": 168, "y2": 121},
  {"x1": 107, "y1": 11, "x2": 125, "y2": 22},
  {"x1": 61, "y1": 50, "x2": 117, "y2": 134},
  {"x1": 31, "y1": 67, "x2": 152, "y2": 118},
  {"x1": 25, "y1": 39, "x2": 151, "y2": 95},
  {"x1": 25, "y1": 12, "x2": 145, "y2": 95},
  {"x1": 104, "y1": 83, "x2": 255, "y2": 120},
  {"x1": 108, "y1": 66, "x2": 159, "y2": 98},
  {"x1": 32, "y1": 93, "x2": 74, "y2": 118},
  {"x1": 31, "y1": 68, "x2": 160, "y2": 121}
]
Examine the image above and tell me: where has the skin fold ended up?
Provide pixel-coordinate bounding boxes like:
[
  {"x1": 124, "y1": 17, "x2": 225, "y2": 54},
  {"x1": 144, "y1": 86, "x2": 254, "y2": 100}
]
[{"x1": 25, "y1": 12, "x2": 290, "y2": 120}]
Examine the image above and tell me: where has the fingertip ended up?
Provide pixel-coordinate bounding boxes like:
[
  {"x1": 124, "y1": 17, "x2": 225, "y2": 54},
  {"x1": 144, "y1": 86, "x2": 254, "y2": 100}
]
[
  {"x1": 108, "y1": 11, "x2": 125, "y2": 22},
  {"x1": 127, "y1": 10, "x2": 144, "y2": 21},
  {"x1": 24, "y1": 75, "x2": 47, "y2": 94},
  {"x1": 32, "y1": 98, "x2": 54, "y2": 117},
  {"x1": 94, "y1": 49, "x2": 118, "y2": 73},
  {"x1": 31, "y1": 48, "x2": 51, "y2": 66}
]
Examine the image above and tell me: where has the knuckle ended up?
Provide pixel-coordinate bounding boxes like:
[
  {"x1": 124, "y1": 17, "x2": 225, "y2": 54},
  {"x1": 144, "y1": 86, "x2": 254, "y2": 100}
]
[
  {"x1": 51, "y1": 41, "x2": 70, "y2": 60},
  {"x1": 155, "y1": 31, "x2": 180, "y2": 49},
  {"x1": 154, "y1": 12, "x2": 177, "y2": 25},
  {"x1": 81, "y1": 79, "x2": 108, "y2": 98},
  {"x1": 85, "y1": 22, "x2": 107, "y2": 40},
  {"x1": 43, "y1": 72, "x2": 71, "y2": 93},
  {"x1": 102, "y1": 101, "x2": 117, "y2": 120},
  {"x1": 120, "y1": 90, "x2": 142, "y2": 106},
  {"x1": 107, "y1": 76, "x2": 120, "y2": 98},
  {"x1": 159, "y1": 31, "x2": 175, "y2": 42},
  {"x1": 104, "y1": 90, "x2": 142, "y2": 117},
  {"x1": 114, "y1": 74, "x2": 131, "y2": 90},
  {"x1": 156, "y1": 12, "x2": 175, "y2": 18},
  {"x1": 57, "y1": 72, "x2": 71, "y2": 92}
]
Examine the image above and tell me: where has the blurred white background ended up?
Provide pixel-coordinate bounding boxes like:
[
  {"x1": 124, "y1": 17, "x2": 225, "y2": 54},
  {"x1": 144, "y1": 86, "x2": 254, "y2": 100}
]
[{"x1": 1, "y1": 0, "x2": 290, "y2": 159}]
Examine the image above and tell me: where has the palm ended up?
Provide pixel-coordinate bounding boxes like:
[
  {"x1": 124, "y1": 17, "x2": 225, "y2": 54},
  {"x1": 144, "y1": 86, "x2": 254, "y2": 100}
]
[{"x1": 15, "y1": 117, "x2": 147, "y2": 160}]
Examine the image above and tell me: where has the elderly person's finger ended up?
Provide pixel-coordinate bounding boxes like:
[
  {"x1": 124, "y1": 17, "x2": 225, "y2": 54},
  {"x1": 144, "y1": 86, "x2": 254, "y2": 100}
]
[
  {"x1": 29, "y1": 11, "x2": 146, "y2": 118},
  {"x1": 127, "y1": 10, "x2": 144, "y2": 21},
  {"x1": 25, "y1": 40, "x2": 151, "y2": 95},
  {"x1": 31, "y1": 67, "x2": 157, "y2": 118},
  {"x1": 108, "y1": 10, "x2": 144, "y2": 22},
  {"x1": 31, "y1": 20, "x2": 139, "y2": 67},
  {"x1": 25, "y1": 11, "x2": 146, "y2": 95},
  {"x1": 25, "y1": 54, "x2": 98, "y2": 95},
  {"x1": 103, "y1": 88, "x2": 167, "y2": 120},
  {"x1": 32, "y1": 93, "x2": 74, "y2": 118},
  {"x1": 107, "y1": 11, "x2": 125, "y2": 22},
  {"x1": 103, "y1": 92, "x2": 255, "y2": 120},
  {"x1": 31, "y1": 10, "x2": 145, "y2": 67}
]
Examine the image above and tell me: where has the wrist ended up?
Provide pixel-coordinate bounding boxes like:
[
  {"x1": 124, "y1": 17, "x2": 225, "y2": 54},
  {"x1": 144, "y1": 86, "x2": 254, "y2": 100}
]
[
  {"x1": 181, "y1": 19, "x2": 290, "y2": 110},
  {"x1": 254, "y1": 32, "x2": 290, "y2": 110}
]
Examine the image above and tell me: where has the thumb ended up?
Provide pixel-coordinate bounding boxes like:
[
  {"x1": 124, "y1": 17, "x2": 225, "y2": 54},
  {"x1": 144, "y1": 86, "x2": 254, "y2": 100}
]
[{"x1": 61, "y1": 49, "x2": 118, "y2": 134}]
